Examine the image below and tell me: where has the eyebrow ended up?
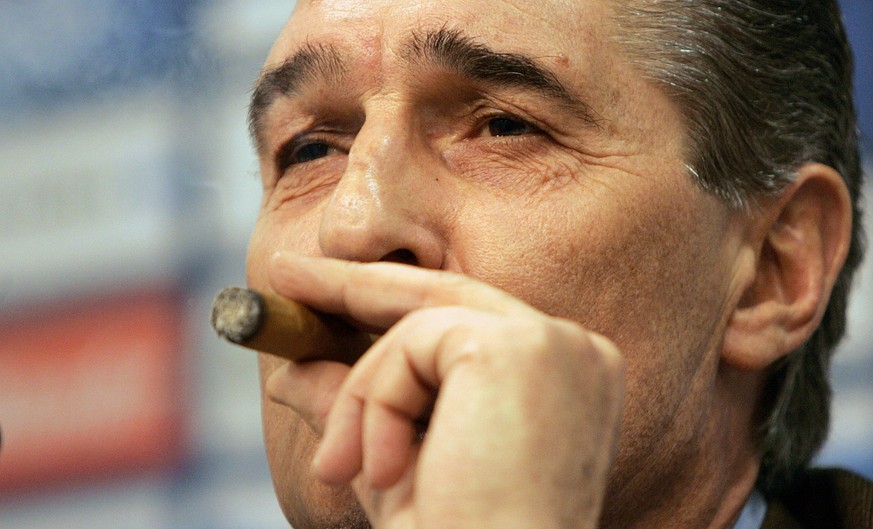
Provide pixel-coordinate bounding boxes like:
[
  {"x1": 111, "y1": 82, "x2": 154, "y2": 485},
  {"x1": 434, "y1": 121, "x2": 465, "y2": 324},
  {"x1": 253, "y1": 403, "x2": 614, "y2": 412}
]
[
  {"x1": 248, "y1": 42, "x2": 345, "y2": 150},
  {"x1": 248, "y1": 27, "x2": 598, "y2": 151},
  {"x1": 405, "y1": 27, "x2": 597, "y2": 122}
]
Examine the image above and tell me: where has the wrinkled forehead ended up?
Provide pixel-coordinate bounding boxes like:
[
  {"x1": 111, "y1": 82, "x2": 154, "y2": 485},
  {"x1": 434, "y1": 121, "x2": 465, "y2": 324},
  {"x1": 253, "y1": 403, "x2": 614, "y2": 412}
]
[{"x1": 266, "y1": 0, "x2": 611, "y2": 71}]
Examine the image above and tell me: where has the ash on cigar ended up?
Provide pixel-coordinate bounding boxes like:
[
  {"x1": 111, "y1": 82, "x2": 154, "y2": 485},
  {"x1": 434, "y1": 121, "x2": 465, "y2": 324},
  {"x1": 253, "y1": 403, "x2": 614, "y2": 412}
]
[{"x1": 211, "y1": 287, "x2": 265, "y2": 344}]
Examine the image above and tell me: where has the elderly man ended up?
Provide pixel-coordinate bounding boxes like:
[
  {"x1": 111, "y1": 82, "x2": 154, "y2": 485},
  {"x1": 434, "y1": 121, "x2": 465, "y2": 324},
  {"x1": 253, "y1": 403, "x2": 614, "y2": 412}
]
[{"x1": 243, "y1": 0, "x2": 870, "y2": 527}]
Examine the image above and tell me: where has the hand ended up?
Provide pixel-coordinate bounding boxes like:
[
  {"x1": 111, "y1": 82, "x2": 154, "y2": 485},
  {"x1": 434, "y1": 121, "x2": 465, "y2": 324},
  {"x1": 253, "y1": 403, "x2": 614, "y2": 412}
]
[{"x1": 264, "y1": 253, "x2": 625, "y2": 529}]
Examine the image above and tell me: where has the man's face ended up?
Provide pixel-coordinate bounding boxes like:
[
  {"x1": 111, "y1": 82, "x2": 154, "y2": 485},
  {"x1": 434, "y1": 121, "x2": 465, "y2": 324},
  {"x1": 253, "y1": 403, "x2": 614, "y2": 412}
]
[{"x1": 247, "y1": 0, "x2": 744, "y2": 526}]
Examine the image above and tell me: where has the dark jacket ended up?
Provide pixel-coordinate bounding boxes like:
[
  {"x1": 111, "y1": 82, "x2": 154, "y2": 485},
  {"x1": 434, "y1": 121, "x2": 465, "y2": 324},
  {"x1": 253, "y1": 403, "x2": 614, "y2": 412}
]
[{"x1": 762, "y1": 468, "x2": 873, "y2": 529}]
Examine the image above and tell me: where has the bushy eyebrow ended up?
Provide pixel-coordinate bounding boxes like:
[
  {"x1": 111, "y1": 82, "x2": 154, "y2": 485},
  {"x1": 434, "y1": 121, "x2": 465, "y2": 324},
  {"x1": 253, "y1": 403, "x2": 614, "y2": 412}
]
[
  {"x1": 248, "y1": 42, "x2": 345, "y2": 151},
  {"x1": 404, "y1": 27, "x2": 597, "y2": 122},
  {"x1": 248, "y1": 27, "x2": 598, "y2": 152}
]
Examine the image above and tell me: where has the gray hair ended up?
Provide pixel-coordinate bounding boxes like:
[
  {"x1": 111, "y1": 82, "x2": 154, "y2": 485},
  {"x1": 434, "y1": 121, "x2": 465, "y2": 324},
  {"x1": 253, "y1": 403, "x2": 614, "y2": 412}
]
[{"x1": 612, "y1": 0, "x2": 865, "y2": 497}]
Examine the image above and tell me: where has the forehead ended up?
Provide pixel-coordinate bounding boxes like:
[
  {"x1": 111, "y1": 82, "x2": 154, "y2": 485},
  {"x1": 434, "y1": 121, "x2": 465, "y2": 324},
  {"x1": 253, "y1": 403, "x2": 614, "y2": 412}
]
[
  {"x1": 267, "y1": 0, "x2": 611, "y2": 72},
  {"x1": 256, "y1": 0, "x2": 687, "y2": 177}
]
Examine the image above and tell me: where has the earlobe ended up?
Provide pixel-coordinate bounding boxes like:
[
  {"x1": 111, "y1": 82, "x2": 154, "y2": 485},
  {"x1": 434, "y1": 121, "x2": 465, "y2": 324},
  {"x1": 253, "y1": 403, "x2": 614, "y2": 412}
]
[{"x1": 722, "y1": 163, "x2": 852, "y2": 372}]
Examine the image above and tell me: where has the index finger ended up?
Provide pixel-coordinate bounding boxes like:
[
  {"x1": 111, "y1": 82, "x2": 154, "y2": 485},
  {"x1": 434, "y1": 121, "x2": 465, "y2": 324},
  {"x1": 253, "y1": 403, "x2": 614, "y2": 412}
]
[{"x1": 268, "y1": 252, "x2": 539, "y2": 330}]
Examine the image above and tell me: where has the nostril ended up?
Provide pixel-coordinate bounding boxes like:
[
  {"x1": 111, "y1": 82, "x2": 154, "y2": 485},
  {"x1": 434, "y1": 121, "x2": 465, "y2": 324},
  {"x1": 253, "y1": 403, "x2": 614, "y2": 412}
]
[{"x1": 380, "y1": 248, "x2": 418, "y2": 265}]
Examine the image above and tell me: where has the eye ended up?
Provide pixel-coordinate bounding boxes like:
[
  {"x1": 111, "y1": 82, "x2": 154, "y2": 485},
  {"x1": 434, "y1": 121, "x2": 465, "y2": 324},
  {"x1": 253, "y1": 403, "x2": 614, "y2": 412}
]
[
  {"x1": 486, "y1": 116, "x2": 535, "y2": 137},
  {"x1": 278, "y1": 137, "x2": 342, "y2": 172},
  {"x1": 297, "y1": 142, "x2": 331, "y2": 163},
  {"x1": 291, "y1": 142, "x2": 332, "y2": 164}
]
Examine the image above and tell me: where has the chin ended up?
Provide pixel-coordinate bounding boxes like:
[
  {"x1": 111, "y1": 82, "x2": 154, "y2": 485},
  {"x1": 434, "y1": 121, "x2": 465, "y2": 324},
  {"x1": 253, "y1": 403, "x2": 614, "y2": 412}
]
[
  {"x1": 262, "y1": 397, "x2": 370, "y2": 529},
  {"x1": 278, "y1": 481, "x2": 370, "y2": 529}
]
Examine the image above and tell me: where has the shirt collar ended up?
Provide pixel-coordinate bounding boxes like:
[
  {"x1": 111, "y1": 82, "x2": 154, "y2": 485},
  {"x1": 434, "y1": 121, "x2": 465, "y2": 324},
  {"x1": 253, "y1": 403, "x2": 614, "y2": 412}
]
[{"x1": 731, "y1": 490, "x2": 767, "y2": 529}]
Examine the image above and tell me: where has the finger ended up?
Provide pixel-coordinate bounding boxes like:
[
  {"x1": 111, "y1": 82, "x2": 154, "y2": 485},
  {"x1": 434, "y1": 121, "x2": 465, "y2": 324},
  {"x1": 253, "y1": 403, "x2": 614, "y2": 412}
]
[
  {"x1": 359, "y1": 311, "x2": 625, "y2": 471},
  {"x1": 363, "y1": 403, "x2": 418, "y2": 489},
  {"x1": 358, "y1": 308, "x2": 498, "y2": 487},
  {"x1": 312, "y1": 386, "x2": 365, "y2": 484},
  {"x1": 264, "y1": 358, "x2": 350, "y2": 436},
  {"x1": 310, "y1": 334, "x2": 397, "y2": 484},
  {"x1": 350, "y1": 454, "x2": 418, "y2": 529},
  {"x1": 313, "y1": 308, "x2": 459, "y2": 487},
  {"x1": 268, "y1": 252, "x2": 538, "y2": 330},
  {"x1": 361, "y1": 329, "x2": 440, "y2": 488}
]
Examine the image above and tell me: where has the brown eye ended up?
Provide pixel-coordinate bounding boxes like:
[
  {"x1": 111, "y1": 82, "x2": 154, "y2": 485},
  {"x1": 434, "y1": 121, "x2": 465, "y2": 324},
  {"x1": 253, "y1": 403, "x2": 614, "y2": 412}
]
[{"x1": 487, "y1": 116, "x2": 534, "y2": 137}]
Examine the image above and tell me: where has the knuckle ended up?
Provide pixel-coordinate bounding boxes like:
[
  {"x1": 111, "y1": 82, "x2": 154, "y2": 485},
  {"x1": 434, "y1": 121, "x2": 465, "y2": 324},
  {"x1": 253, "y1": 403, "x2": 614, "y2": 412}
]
[
  {"x1": 555, "y1": 320, "x2": 626, "y2": 373},
  {"x1": 264, "y1": 372, "x2": 283, "y2": 402},
  {"x1": 421, "y1": 271, "x2": 470, "y2": 306},
  {"x1": 587, "y1": 332, "x2": 625, "y2": 373},
  {"x1": 440, "y1": 319, "x2": 486, "y2": 356},
  {"x1": 264, "y1": 366, "x2": 293, "y2": 406}
]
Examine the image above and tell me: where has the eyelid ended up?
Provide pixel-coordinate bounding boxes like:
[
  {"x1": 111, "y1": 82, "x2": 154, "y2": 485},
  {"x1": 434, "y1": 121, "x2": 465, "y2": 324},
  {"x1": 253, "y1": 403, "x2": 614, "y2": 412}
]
[
  {"x1": 466, "y1": 107, "x2": 545, "y2": 138},
  {"x1": 275, "y1": 130, "x2": 348, "y2": 172}
]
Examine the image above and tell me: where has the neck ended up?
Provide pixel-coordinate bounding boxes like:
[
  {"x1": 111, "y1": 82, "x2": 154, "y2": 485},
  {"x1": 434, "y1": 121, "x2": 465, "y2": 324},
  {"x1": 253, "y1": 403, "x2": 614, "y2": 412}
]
[{"x1": 599, "y1": 365, "x2": 764, "y2": 529}]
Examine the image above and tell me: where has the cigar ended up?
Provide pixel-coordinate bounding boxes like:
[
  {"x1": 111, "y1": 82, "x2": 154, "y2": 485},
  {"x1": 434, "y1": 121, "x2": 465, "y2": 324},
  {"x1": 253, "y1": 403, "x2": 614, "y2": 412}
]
[{"x1": 210, "y1": 286, "x2": 369, "y2": 364}]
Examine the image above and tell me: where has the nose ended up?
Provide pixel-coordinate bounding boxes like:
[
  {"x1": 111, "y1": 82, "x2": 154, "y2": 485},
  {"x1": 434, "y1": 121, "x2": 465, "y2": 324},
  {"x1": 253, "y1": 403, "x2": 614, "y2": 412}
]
[{"x1": 318, "y1": 118, "x2": 447, "y2": 269}]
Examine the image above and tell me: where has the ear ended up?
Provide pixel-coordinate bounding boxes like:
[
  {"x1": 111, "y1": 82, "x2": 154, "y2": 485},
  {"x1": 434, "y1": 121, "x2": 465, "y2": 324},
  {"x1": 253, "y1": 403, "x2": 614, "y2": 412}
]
[{"x1": 722, "y1": 163, "x2": 852, "y2": 371}]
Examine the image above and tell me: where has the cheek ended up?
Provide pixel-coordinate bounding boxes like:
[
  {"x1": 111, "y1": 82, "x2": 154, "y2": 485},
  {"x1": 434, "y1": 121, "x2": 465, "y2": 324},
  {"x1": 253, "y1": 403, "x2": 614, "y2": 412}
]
[
  {"x1": 452, "y1": 180, "x2": 735, "y2": 489},
  {"x1": 246, "y1": 207, "x2": 324, "y2": 290},
  {"x1": 261, "y1": 390, "x2": 363, "y2": 526},
  {"x1": 444, "y1": 139, "x2": 582, "y2": 195},
  {"x1": 258, "y1": 351, "x2": 365, "y2": 526},
  {"x1": 453, "y1": 174, "x2": 732, "y2": 370}
]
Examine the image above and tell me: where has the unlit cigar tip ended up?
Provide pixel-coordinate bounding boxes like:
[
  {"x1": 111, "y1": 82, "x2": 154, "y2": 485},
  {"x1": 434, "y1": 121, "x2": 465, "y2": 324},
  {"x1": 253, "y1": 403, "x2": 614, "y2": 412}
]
[{"x1": 211, "y1": 286, "x2": 265, "y2": 344}]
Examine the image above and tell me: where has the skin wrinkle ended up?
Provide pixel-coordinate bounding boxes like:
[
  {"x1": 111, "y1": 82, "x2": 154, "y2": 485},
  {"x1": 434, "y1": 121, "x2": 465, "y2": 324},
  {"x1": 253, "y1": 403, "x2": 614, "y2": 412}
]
[
  {"x1": 579, "y1": 154, "x2": 661, "y2": 183},
  {"x1": 453, "y1": 93, "x2": 600, "y2": 154},
  {"x1": 250, "y1": 42, "x2": 348, "y2": 152},
  {"x1": 246, "y1": 1, "x2": 798, "y2": 527},
  {"x1": 263, "y1": 110, "x2": 361, "y2": 186},
  {"x1": 609, "y1": 285, "x2": 730, "y2": 505},
  {"x1": 262, "y1": 87, "x2": 625, "y2": 211},
  {"x1": 250, "y1": 26, "x2": 605, "y2": 158},
  {"x1": 270, "y1": 179, "x2": 337, "y2": 213},
  {"x1": 592, "y1": 185, "x2": 740, "y2": 525},
  {"x1": 479, "y1": 94, "x2": 645, "y2": 200},
  {"x1": 495, "y1": 0, "x2": 565, "y2": 33},
  {"x1": 404, "y1": 27, "x2": 599, "y2": 124}
]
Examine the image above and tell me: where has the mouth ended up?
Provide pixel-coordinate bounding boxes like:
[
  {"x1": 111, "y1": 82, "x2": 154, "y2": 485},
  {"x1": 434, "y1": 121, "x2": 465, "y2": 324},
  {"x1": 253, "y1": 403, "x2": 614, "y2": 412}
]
[{"x1": 415, "y1": 418, "x2": 430, "y2": 441}]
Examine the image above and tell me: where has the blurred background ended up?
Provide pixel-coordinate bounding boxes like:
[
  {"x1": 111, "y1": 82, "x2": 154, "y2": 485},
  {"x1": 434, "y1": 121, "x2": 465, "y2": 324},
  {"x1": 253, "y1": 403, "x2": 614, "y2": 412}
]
[{"x1": 0, "y1": 1, "x2": 870, "y2": 528}]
